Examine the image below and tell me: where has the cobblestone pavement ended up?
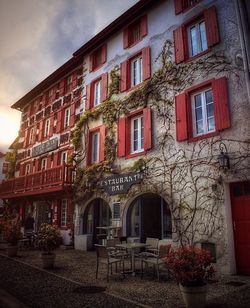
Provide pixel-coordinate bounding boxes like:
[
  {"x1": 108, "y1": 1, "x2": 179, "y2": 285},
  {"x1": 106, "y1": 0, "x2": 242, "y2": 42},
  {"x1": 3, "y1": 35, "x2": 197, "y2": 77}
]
[{"x1": 0, "y1": 248, "x2": 250, "y2": 307}]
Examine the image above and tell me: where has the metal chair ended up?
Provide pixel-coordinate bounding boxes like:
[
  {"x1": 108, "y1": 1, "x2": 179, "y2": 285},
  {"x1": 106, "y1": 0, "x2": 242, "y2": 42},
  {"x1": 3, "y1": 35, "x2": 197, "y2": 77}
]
[
  {"x1": 95, "y1": 244, "x2": 124, "y2": 281},
  {"x1": 141, "y1": 244, "x2": 171, "y2": 280}
]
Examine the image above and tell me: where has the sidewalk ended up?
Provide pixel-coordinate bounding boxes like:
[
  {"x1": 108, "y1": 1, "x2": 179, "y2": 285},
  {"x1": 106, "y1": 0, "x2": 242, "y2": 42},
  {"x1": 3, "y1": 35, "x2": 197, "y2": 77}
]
[
  {"x1": 0, "y1": 287, "x2": 28, "y2": 308},
  {"x1": 0, "y1": 249, "x2": 250, "y2": 307}
]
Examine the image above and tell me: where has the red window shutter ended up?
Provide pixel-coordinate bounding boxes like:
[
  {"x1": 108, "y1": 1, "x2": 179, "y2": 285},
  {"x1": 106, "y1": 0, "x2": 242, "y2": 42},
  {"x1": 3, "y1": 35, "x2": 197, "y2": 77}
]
[
  {"x1": 70, "y1": 103, "x2": 76, "y2": 127},
  {"x1": 34, "y1": 159, "x2": 39, "y2": 172},
  {"x1": 49, "y1": 114, "x2": 54, "y2": 137},
  {"x1": 19, "y1": 164, "x2": 24, "y2": 176},
  {"x1": 204, "y1": 6, "x2": 220, "y2": 47},
  {"x1": 174, "y1": 0, "x2": 183, "y2": 15},
  {"x1": 85, "y1": 84, "x2": 91, "y2": 110},
  {"x1": 140, "y1": 15, "x2": 148, "y2": 38},
  {"x1": 99, "y1": 125, "x2": 106, "y2": 162},
  {"x1": 143, "y1": 107, "x2": 152, "y2": 150},
  {"x1": 123, "y1": 28, "x2": 129, "y2": 49},
  {"x1": 117, "y1": 117, "x2": 126, "y2": 157},
  {"x1": 101, "y1": 73, "x2": 108, "y2": 102},
  {"x1": 53, "y1": 152, "x2": 59, "y2": 167},
  {"x1": 89, "y1": 54, "x2": 94, "y2": 72},
  {"x1": 212, "y1": 77, "x2": 230, "y2": 131},
  {"x1": 101, "y1": 44, "x2": 107, "y2": 64},
  {"x1": 120, "y1": 61, "x2": 128, "y2": 92},
  {"x1": 86, "y1": 132, "x2": 91, "y2": 166},
  {"x1": 38, "y1": 120, "x2": 44, "y2": 141},
  {"x1": 175, "y1": 92, "x2": 188, "y2": 141},
  {"x1": 56, "y1": 110, "x2": 62, "y2": 133},
  {"x1": 59, "y1": 80, "x2": 65, "y2": 96},
  {"x1": 142, "y1": 46, "x2": 151, "y2": 81},
  {"x1": 174, "y1": 26, "x2": 185, "y2": 64}
]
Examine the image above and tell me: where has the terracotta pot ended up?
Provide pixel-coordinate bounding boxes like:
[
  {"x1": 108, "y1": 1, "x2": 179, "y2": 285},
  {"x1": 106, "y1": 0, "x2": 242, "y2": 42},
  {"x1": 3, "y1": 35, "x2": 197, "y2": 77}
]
[
  {"x1": 41, "y1": 253, "x2": 56, "y2": 269},
  {"x1": 179, "y1": 283, "x2": 207, "y2": 308},
  {"x1": 7, "y1": 245, "x2": 18, "y2": 257}
]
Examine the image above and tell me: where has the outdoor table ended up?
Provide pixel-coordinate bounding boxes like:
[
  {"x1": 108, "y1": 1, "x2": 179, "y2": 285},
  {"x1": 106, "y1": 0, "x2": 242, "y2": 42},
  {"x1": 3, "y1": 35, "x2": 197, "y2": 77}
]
[
  {"x1": 96, "y1": 226, "x2": 121, "y2": 239},
  {"x1": 116, "y1": 242, "x2": 149, "y2": 276}
]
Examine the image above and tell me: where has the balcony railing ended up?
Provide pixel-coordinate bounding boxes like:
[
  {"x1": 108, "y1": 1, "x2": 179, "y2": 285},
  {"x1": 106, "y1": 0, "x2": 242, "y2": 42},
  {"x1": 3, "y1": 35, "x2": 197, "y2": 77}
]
[{"x1": 0, "y1": 164, "x2": 74, "y2": 198}]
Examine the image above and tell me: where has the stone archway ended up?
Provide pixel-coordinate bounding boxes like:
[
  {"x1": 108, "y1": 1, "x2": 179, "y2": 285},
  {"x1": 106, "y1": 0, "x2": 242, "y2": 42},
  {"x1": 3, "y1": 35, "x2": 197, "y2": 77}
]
[
  {"x1": 81, "y1": 198, "x2": 111, "y2": 249},
  {"x1": 126, "y1": 193, "x2": 172, "y2": 242}
]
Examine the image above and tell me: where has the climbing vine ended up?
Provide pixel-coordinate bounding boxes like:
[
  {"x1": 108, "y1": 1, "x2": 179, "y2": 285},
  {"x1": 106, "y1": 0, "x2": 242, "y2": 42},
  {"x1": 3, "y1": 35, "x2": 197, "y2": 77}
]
[{"x1": 71, "y1": 40, "x2": 250, "y2": 247}]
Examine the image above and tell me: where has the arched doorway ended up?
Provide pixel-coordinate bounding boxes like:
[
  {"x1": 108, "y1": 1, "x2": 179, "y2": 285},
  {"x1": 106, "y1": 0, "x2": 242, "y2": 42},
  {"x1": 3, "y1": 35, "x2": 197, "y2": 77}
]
[
  {"x1": 82, "y1": 198, "x2": 111, "y2": 249},
  {"x1": 127, "y1": 193, "x2": 172, "y2": 242}
]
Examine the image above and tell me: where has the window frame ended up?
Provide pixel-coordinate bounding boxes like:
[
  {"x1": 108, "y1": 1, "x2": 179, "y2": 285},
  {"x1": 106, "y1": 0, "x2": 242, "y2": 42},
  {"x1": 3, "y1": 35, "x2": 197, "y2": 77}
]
[
  {"x1": 41, "y1": 158, "x2": 47, "y2": 171},
  {"x1": 187, "y1": 19, "x2": 208, "y2": 58},
  {"x1": 191, "y1": 87, "x2": 215, "y2": 137},
  {"x1": 131, "y1": 55, "x2": 143, "y2": 88},
  {"x1": 64, "y1": 107, "x2": 70, "y2": 129},
  {"x1": 93, "y1": 79, "x2": 102, "y2": 107},
  {"x1": 61, "y1": 151, "x2": 68, "y2": 165},
  {"x1": 123, "y1": 15, "x2": 148, "y2": 49},
  {"x1": 130, "y1": 114, "x2": 144, "y2": 154},
  {"x1": 44, "y1": 118, "x2": 50, "y2": 138},
  {"x1": 29, "y1": 127, "x2": 34, "y2": 145},
  {"x1": 61, "y1": 199, "x2": 68, "y2": 228},
  {"x1": 91, "y1": 131, "x2": 100, "y2": 164}
]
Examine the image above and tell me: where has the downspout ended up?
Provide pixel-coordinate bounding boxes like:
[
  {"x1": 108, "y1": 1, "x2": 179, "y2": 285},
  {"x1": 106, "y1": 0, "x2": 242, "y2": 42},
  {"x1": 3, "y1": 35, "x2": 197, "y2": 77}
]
[{"x1": 234, "y1": 0, "x2": 250, "y2": 104}]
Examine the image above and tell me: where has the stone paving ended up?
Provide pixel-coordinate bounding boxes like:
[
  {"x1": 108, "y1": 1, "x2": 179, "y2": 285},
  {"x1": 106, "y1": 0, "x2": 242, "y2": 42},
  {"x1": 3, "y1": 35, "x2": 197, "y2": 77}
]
[{"x1": 0, "y1": 247, "x2": 250, "y2": 307}]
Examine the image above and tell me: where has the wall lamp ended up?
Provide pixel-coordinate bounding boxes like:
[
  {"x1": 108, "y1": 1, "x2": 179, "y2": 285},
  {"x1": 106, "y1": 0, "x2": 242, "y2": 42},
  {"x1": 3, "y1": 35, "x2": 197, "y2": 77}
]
[{"x1": 218, "y1": 142, "x2": 230, "y2": 170}]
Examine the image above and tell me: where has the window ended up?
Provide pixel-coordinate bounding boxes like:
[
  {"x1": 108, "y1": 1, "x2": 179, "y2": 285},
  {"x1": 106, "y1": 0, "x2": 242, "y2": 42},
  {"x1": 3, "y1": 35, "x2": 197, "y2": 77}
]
[
  {"x1": 188, "y1": 20, "x2": 207, "y2": 57},
  {"x1": 89, "y1": 44, "x2": 107, "y2": 71},
  {"x1": 174, "y1": 6, "x2": 219, "y2": 63},
  {"x1": 94, "y1": 80, "x2": 101, "y2": 107},
  {"x1": 131, "y1": 56, "x2": 143, "y2": 87},
  {"x1": 120, "y1": 47, "x2": 151, "y2": 92},
  {"x1": 41, "y1": 158, "x2": 47, "y2": 170},
  {"x1": 65, "y1": 75, "x2": 72, "y2": 93},
  {"x1": 64, "y1": 108, "x2": 70, "y2": 128},
  {"x1": 91, "y1": 132, "x2": 100, "y2": 163},
  {"x1": 29, "y1": 128, "x2": 34, "y2": 145},
  {"x1": 175, "y1": 0, "x2": 201, "y2": 14},
  {"x1": 85, "y1": 74, "x2": 108, "y2": 110},
  {"x1": 118, "y1": 107, "x2": 152, "y2": 158},
  {"x1": 25, "y1": 164, "x2": 30, "y2": 175},
  {"x1": 123, "y1": 15, "x2": 148, "y2": 48},
  {"x1": 191, "y1": 88, "x2": 215, "y2": 136},
  {"x1": 175, "y1": 77, "x2": 230, "y2": 141},
  {"x1": 61, "y1": 199, "x2": 68, "y2": 227},
  {"x1": 131, "y1": 115, "x2": 144, "y2": 153},
  {"x1": 61, "y1": 151, "x2": 68, "y2": 165},
  {"x1": 44, "y1": 118, "x2": 50, "y2": 137},
  {"x1": 87, "y1": 125, "x2": 105, "y2": 165}
]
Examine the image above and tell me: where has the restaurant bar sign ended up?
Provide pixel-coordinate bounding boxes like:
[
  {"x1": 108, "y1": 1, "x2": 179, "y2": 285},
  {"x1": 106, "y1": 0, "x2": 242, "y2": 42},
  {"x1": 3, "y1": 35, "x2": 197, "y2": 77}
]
[
  {"x1": 32, "y1": 138, "x2": 58, "y2": 157},
  {"x1": 97, "y1": 172, "x2": 143, "y2": 195}
]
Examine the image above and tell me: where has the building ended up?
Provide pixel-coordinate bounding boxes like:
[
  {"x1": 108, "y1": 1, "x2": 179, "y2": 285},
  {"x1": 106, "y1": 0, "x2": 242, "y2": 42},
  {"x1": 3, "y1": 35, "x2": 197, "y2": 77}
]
[
  {"x1": 0, "y1": 0, "x2": 250, "y2": 275},
  {"x1": 0, "y1": 56, "x2": 84, "y2": 244}
]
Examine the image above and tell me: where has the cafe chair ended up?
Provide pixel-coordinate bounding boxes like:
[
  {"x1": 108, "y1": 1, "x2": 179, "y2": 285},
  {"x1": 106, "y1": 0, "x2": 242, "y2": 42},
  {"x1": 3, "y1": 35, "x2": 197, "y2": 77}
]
[
  {"x1": 138, "y1": 237, "x2": 159, "y2": 258},
  {"x1": 141, "y1": 244, "x2": 171, "y2": 280},
  {"x1": 95, "y1": 244, "x2": 124, "y2": 282}
]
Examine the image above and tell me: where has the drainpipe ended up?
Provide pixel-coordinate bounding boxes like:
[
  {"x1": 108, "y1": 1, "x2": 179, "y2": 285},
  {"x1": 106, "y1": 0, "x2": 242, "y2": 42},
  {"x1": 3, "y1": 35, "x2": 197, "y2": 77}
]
[{"x1": 234, "y1": 0, "x2": 250, "y2": 104}]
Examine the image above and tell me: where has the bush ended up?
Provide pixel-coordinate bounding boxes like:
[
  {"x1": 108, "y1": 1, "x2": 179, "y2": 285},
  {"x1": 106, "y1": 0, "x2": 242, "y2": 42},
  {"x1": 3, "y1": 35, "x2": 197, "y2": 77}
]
[
  {"x1": 2, "y1": 219, "x2": 22, "y2": 245},
  {"x1": 37, "y1": 223, "x2": 61, "y2": 254},
  {"x1": 165, "y1": 246, "x2": 215, "y2": 287}
]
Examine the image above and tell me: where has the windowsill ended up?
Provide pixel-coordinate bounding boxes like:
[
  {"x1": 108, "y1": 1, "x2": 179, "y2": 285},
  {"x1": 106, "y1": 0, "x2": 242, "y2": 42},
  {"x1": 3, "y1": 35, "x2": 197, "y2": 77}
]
[
  {"x1": 126, "y1": 151, "x2": 146, "y2": 159},
  {"x1": 188, "y1": 131, "x2": 219, "y2": 143},
  {"x1": 90, "y1": 63, "x2": 105, "y2": 73},
  {"x1": 185, "y1": 48, "x2": 211, "y2": 63},
  {"x1": 182, "y1": 0, "x2": 202, "y2": 14},
  {"x1": 127, "y1": 82, "x2": 145, "y2": 93}
]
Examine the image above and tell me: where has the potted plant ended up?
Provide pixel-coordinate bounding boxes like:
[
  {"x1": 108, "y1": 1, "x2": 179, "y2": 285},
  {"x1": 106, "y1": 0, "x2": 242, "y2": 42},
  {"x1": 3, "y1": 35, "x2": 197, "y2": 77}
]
[
  {"x1": 165, "y1": 245, "x2": 215, "y2": 308},
  {"x1": 37, "y1": 223, "x2": 61, "y2": 269},
  {"x1": 2, "y1": 219, "x2": 22, "y2": 257}
]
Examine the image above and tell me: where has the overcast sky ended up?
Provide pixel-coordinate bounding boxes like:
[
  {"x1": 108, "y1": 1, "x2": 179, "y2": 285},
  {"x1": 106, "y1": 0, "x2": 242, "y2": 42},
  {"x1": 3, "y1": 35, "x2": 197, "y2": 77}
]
[{"x1": 0, "y1": 0, "x2": 138, "y2": 152}]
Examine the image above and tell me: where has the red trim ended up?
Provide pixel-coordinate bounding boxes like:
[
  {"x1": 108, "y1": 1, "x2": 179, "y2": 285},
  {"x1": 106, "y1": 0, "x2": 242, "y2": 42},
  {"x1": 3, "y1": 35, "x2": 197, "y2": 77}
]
[
  {"x1": 125, "y1": 151, "x2": 146, "y2": 159},
  {"x1": 188, "y1": 131, "x2": 219, "y2": 143}
]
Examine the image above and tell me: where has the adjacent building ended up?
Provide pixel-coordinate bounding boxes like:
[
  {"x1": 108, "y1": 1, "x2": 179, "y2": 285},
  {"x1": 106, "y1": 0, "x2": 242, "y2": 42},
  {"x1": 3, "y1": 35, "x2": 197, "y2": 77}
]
[{"x1": 0, "y1": 0, "x2": 250, "y2": 275}]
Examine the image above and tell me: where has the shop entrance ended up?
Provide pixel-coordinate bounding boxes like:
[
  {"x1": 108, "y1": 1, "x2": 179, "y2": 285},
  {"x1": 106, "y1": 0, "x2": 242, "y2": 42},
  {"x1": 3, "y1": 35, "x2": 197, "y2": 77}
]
[
  {"x1": 127, "y1": 193, "x2": 172, "y2": 242},
  {"x1": 230, "y1": 181, "x2": 250, "y2": 275},
  {"x1": 82, "y1": 198, "x2": 111, "y2": 249}
]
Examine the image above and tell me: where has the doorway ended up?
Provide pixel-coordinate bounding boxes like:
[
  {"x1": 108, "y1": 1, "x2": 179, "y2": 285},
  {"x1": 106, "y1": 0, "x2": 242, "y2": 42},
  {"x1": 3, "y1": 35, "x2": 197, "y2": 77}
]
[
  {"x1": 230, "y1": 181, "x2": 250, "y2": 275},
  {"x1": 127, "y1": 193, "x2": 172, "y2": 242}
]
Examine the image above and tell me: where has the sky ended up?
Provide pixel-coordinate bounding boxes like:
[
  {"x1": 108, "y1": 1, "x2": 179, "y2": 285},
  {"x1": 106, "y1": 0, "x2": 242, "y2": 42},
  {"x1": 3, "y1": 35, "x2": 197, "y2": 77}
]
[{"x1": 0, "y1": 0, "x2": 138, "y2": 153}]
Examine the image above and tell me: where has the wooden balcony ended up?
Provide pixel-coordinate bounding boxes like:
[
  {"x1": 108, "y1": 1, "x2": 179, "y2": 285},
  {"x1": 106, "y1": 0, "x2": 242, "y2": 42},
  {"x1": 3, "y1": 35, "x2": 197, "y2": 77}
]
[{"x1": 0, "y1": 165, "x2": 74, "y2": 199}]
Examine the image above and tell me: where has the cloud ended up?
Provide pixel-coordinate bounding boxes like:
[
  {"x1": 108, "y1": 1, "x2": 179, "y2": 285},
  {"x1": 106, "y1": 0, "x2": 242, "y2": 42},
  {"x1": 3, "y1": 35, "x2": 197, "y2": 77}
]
[{"x1": 0, "y1": 0, "x2": 138, "y2": 151}]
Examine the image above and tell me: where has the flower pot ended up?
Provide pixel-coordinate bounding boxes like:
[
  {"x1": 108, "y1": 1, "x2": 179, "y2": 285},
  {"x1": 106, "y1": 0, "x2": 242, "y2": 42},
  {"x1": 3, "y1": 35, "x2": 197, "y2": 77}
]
[
  {"x1": 7, "y1": 245, "x2": 18, "y2": 257},
  {"x1": 41, "y1": 253, "x2": 56, "y2": 269},
  {"x1": 179, "y1": 284, "x2": 207, "y2": 308}
]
